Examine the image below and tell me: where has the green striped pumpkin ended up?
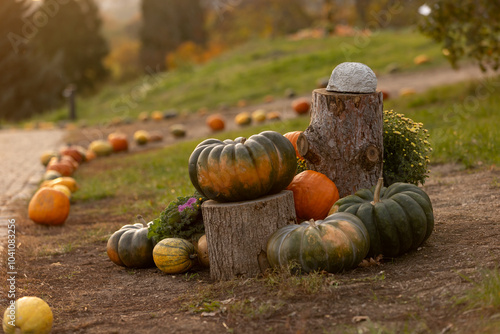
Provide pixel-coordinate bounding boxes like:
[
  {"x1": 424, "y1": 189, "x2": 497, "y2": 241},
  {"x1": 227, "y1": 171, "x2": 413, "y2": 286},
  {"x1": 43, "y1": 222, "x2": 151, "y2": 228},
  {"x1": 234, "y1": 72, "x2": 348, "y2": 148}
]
[
  {"x1": 266, "y1": 212, "x2": 370, "y2": 273},
  {"x1": 107, "y1": 222, "x2": 155, "y2": 268},
  {"x1": 153, "y1": 238, "x2": 197, "y2": 274},
  {"x1": 331, "y1": 178, "x2": 434, "y2": 258},
  {"x1": 188, "y1": 131, "x2": 297, "y2": 202}
]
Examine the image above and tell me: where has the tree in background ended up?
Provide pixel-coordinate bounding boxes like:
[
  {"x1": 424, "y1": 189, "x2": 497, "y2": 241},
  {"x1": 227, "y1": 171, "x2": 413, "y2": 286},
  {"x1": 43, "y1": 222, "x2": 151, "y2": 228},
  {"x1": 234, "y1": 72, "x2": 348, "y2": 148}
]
[
  {"x1": 207, "y1": 0, "x2": 312, "y2": 45},
  {"x1": 139, "y1": 0, "x2": 206, "y2": 72},
  {"x1": 0, "y1": 0, "x2": 62, "y2": 121},
  {"x1": 419, "y1": 0, "x2": 500, "y2": 71},
  {"x1": 35, "y1": 0, "x2": 109, "y2": 91}
]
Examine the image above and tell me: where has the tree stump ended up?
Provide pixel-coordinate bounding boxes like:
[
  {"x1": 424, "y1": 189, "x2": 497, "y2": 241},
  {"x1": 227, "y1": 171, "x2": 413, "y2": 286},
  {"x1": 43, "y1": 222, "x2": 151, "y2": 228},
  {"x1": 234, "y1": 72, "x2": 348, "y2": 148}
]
[
  {"x1": 297, "y1": 88, "x2": 383, "y2": 197},
  {"x1": 202, "y1": 190, "x2": 296, "y2": 281}
]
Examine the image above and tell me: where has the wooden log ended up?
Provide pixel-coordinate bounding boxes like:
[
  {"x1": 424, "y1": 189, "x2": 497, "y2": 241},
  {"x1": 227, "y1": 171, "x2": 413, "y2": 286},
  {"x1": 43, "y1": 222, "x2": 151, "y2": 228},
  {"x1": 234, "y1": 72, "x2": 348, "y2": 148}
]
[
  {"x1": 202, "y1": 190, "x2": 296, "y2": 281},
  {"x1": 297, "y1": 88, "x2": 383, "y2": 198}
]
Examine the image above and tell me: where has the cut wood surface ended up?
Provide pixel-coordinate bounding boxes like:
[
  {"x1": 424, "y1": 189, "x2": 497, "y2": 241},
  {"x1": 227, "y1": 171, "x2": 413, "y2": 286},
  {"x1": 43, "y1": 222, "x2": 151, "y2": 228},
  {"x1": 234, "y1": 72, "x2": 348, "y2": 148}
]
[
  {"x1": 201, "y1": 190, "x2": 296, "y2": 281},
  {"x1": 297, "y1": 88, "x2": 383, "y2": 197}
]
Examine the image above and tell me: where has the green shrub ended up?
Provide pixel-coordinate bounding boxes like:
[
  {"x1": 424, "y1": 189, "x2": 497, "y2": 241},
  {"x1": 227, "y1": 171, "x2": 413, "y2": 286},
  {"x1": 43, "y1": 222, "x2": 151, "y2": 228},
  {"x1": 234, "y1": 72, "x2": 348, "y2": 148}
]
[{"x1": 383, "y1": 110, "x2": 432, "y2": 186}]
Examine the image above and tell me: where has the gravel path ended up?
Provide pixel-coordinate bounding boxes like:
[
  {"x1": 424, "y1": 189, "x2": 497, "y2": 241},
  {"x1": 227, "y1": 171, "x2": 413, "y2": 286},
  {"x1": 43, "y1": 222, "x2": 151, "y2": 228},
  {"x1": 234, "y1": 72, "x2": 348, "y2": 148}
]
[{"x1": 0, "y1": 129, "x2": 64, "y2": 245}]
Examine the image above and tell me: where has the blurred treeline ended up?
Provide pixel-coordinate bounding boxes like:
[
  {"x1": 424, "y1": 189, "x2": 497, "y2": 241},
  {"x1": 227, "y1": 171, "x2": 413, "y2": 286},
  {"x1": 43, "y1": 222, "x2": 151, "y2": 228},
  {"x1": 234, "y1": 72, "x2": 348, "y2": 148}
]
[{"x1": 1, "y1": 0, "x2": 425, "y2": 121}]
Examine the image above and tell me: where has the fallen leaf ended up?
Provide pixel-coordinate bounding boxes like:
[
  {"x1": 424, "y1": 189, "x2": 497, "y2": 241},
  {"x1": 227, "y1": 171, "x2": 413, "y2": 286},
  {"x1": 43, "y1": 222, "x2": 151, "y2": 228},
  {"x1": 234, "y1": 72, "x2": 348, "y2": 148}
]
[{"x1": 352, "y1": 315, "x2": 370, "y2": 323}]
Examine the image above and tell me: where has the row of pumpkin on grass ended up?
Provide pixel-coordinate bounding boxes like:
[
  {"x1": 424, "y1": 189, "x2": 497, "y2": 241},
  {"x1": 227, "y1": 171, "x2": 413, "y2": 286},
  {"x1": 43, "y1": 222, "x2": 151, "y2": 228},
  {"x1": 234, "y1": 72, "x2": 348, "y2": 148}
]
[
  {"x1": 106, "y1": 130, "x2": 434, "y2": 276},
  {"x1": 29, "y1": 129, "x2": 168, "y2": 225}
]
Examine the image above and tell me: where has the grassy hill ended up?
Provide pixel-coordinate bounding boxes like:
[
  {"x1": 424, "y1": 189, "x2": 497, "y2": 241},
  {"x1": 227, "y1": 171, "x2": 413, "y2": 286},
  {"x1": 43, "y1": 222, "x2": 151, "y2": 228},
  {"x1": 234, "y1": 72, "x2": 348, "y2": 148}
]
[{"x1": 37, "y1": 29, "x2": 445, "y2": 125}]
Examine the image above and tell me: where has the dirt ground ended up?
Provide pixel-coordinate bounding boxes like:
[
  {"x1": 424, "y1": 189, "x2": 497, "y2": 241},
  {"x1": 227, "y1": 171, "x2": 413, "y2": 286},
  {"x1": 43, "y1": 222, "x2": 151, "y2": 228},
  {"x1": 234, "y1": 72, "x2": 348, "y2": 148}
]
[{"x1": 2, "y1": 163, "x2": 499, "y2": 333}]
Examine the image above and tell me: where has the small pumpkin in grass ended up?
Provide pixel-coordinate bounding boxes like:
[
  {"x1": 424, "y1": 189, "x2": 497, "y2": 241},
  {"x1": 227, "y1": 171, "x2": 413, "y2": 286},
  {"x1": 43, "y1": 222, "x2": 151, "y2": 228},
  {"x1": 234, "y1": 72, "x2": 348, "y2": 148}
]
[
  {"x1": 266, "y1": 212, "x2": 370, "y2": 273},
  {"x1": 234, "y1": 112, "x2": 252, "y2": 126},
  {"x1": 153, "y1": 238, "x2": 197, "y2": 274},
  {"x1": 170, "y1": 124, "x2": 187, "y2": 138},
  {"x1": 189, "y1": 131, "x2": 297, "y2": 202},
  {"x1": 2, "y1": 296, "x2": 53, "y2": 334},
  {"x1": 28, "y1": 188, "x2": 70, "y2": 225},
  {"x1": 89, "y1": 140, "x2": 113, "y2": 156},
  {"x1": 149, "y1": 131, "x2": 164, "y2": 142},
  {"x1": 291, "y1": 98, "x2": 310, "y2": 115},
  {"x1": 60, "y1": 145, "x2": 85, "y2": 163},
  {"x1": 134, "y1": 130, "x2": 150, "y2": 145},
  {"x1": 251, "y1": 109, "x2": 267, "y2": 123},
  {"x1": 107, "y1": 216, "x2": 155, "y2": 268},
  {"x1": 196, "y1": 234, "x2": 209, "y2": 267},
  {"x1": 330, "y1": 177, "x2": 434, "y2": 258},
  {"x1": 206, "y1": 114, "x2": 225, "y2": 132},
  {"x1": 283, "y1": 131, "x2": 303, "y2": 159},
  {"x1": 151, "y1": 110, "x2": 164, "y2": 121},
  {"x1": 107, "y1": 132, "x2": 129, "y2": 152},
  {"x1": 42, "y1": 170, "x2": 62, "y2": 181},
  {"x1": 46, "y1": 156, "x2": 74, "y2": 176},
  {"x1": 40, "y1": 151, "x2": 58, "y2": 166},
  {"x1": 42, "y1": 176, "x2": 79, "y2": 192},
  {"x1": 267, "y1": 111, "x2": 281, "y2": 121},
  {"x1": 286, "y1": 170, "x2": 339, "y2": 221}
]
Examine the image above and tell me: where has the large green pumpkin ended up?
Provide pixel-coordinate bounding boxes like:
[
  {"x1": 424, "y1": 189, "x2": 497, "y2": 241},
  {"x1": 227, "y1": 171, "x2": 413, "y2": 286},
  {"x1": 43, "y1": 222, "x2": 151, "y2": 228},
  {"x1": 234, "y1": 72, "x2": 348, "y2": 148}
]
[
  {"x1": 331, "y1": 178, "x2": 434, "y2": 258},
  {"x1": 153, "y1": 238, "x2": 197, "y2": 274},
  {"x1": 188, "y1": 131, "x2": 297, "y2": 202},
  {"x1": 266, "y1": 212, "x2": 370, "y2": 273},
  {"x1": 107, "y1": 221, "x2": 155, "y2": 268}
]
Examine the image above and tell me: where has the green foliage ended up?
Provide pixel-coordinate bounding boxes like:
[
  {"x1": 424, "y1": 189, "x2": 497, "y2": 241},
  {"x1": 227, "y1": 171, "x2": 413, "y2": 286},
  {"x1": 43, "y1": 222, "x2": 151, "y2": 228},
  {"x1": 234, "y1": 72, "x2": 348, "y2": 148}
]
[
  {"x1": 455, "y1": 267, "x2": 500, "y2": 310},
  {"x1": 296, "y1": 157, "x2": 308, "y2": 174},
  {"x1": 147, "y1": 192, "x2": 206, "y2": 243},
  {"x1": 419, "y1": 0, "x2": 500, "y2": 71},
  {"x1": 140, "y1": 0, "x2": 206, "y2": 71},
  {"x1": 383, "y1": 110, "x2": 432, "y2": 186},
  {"x1": 35, "y1": 0, "x2": 109, "y2": 92},
  {"x1": 0, "y1": 0, "x2": 62, "y2": 121}
]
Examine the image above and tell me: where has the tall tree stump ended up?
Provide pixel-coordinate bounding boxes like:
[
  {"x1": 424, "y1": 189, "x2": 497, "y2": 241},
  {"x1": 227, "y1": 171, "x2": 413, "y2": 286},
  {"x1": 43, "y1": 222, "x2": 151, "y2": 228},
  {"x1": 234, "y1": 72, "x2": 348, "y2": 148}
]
[
  {"x1": 202, "y1": 190, "x2": 296, "y2": 281},
  {"x1": 297, "y1": 88, "x2": 383, "y2": 197}
]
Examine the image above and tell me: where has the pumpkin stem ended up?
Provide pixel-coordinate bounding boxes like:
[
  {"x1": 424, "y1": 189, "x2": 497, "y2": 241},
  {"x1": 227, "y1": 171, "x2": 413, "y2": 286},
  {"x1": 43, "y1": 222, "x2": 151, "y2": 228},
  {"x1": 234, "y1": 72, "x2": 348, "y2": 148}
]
[
  {"x1": 372, "y1": 177, "x2": 384, "y2": 204},
  {"x1": 189, "y1": 254, "x2": 198, "y2": 259},
  {"x1": 308, "y1": 219, "x2": 317, "y2": 228},
  {"x1": 136, "y1": 215, "x2": 148, "y2": 226}
]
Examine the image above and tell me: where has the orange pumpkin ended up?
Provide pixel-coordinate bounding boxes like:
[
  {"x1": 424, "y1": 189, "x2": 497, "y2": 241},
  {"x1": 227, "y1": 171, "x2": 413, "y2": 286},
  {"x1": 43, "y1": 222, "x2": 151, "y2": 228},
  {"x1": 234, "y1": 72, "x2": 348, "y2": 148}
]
[
  {"x1": 283, "y1": 131, "x2": 303, "y2": 159},
  {"x1": 46, "y1": 157, "x2": 74, "y2": 176},
  {"x1": 206, "y1": 114, "x2": 225, "y2": 132},
  {"x1": 286, "y1": 170, "x2": 339, "y2": 221},
  {"x1": 59, "y1": 146, "x2": 85, "y2": 164},
  {"x1": 28, "y1": 188, "x2": 70, "y2": 225},
  {"x1": 291, "y1": 98, "x2": 311, "y2": 115},
  {"x1": 107, "y1": 133, "x2": 129, "y2": 152}
]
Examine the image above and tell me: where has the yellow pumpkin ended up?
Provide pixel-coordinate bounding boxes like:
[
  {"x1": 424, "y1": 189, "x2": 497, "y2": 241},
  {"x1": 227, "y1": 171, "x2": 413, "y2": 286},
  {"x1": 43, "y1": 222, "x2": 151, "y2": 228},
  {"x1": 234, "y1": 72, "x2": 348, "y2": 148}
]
[
  {"x1": 89, "y1": 140, "x2": 113, "y2": 156},
  {"x1": 153, "y1": 238, "x2": 197, "y2": 274},
  {"x1": 44, "y1": 176, "x2": 79, "y2": 193},
  {"x1": 134, "y1": 130, "x2": 150, "y2": 145},
  {"x1": 51, "y1": 184, "x2": 72, "y2": 199},
  {"x1": 28, "y1": 188, "x2": 70, "y2": 225},
  {"x1": 2, "y1": 296, "x2": 53, "y2": 334}
]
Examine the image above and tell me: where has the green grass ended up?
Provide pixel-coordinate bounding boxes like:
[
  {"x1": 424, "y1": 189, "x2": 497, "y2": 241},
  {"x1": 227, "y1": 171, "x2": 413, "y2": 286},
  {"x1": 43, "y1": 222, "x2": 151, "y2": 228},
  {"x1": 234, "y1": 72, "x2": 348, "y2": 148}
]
[
  {"x1": 456, "y1": 267, "x2": 500, "y2": 310},
  {"x1": 72, "y1": 74, "x2": 500, "y2": 219},
  {"x1": 34, "y1": 29, "x2": 444, "y2": 125}
]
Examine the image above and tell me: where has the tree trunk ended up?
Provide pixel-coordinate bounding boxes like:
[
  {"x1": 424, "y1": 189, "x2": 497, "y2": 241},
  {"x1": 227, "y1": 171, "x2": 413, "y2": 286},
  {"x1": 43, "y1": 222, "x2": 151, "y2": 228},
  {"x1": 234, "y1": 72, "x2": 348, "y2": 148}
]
[
  {"x1": 297, "y1": 88, "x2": 383, "y2": 197},
  {"x1": 201, "y1": 190, "x2": 296, "y2": 281}
]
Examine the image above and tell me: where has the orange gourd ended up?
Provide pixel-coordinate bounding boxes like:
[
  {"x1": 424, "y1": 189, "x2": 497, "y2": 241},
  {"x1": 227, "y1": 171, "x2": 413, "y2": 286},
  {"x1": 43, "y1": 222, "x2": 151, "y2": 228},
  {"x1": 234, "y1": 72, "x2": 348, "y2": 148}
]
[
  {"x1": 108, "y1": 133, "x2": 129, "y2": 152},
  {"x1": 283, "y1": 131, "x2": 303, "y2": 159},
  {"x1": 291, "y1": 98, "x2": 311, "y2": 115},
  {"x1": 286, "y1": 170, "x2": 339, "y2": 221},
  {"x1": 28, "y1": 188, "x2": 70, "y2": 225},
  {"x1": 206, "y1": 114, "x2": 225, "y2": 131}
]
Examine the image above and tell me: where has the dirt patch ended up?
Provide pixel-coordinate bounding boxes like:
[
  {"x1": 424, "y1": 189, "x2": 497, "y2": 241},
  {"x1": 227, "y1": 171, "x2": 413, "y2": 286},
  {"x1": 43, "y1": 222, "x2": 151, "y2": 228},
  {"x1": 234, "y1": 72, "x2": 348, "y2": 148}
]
[{"x1": 2, "y1": 164, "x2": 499, "y2": 333}]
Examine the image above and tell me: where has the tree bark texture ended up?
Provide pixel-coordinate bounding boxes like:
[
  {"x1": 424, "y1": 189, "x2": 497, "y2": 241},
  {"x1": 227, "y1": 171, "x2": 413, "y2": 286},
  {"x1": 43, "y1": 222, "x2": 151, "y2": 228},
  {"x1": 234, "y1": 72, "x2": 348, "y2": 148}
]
[
  {"x1": 297, "y1": 89, "x2": 383, "y2": 198},
  {"x1": 201, "y1": 191, "x2": 296, "y2": 281}
]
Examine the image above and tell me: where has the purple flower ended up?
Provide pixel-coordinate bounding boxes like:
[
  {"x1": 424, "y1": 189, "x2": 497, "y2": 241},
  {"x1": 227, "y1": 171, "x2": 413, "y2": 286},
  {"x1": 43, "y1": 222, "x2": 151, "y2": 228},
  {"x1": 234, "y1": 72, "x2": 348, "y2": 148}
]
[{"x1": 178, "y1": 197, "x2": 197, "y2": 212}]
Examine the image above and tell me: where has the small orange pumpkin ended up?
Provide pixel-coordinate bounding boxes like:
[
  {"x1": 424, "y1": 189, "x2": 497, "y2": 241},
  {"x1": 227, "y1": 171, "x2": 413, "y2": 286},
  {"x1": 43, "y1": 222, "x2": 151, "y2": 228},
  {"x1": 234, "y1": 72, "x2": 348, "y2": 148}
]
[
  {"x1": 283, "y1": 131, "x2": 303, "y2": 159},
  {"x1": 291, "y1": 98, "x2": 311, "y2": 115},
  {"x1": 59, "y1": 146, "x2": 85, "y2": 164},
  {"x1": 206, "y1": 114, "x2": 225, "y2": 132},
  {"x1": 108, "y1": 132, "x2": 129, "y2": 152},
  {"x1": 286, "y1": 170, "x2": 339, "y2": 221},
  {"x1": 46, "y1": 157, "x2": 74, "y2": 176},
  {"x1": 28, "y1": 188, "x2": 70, "y2": 225}
]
